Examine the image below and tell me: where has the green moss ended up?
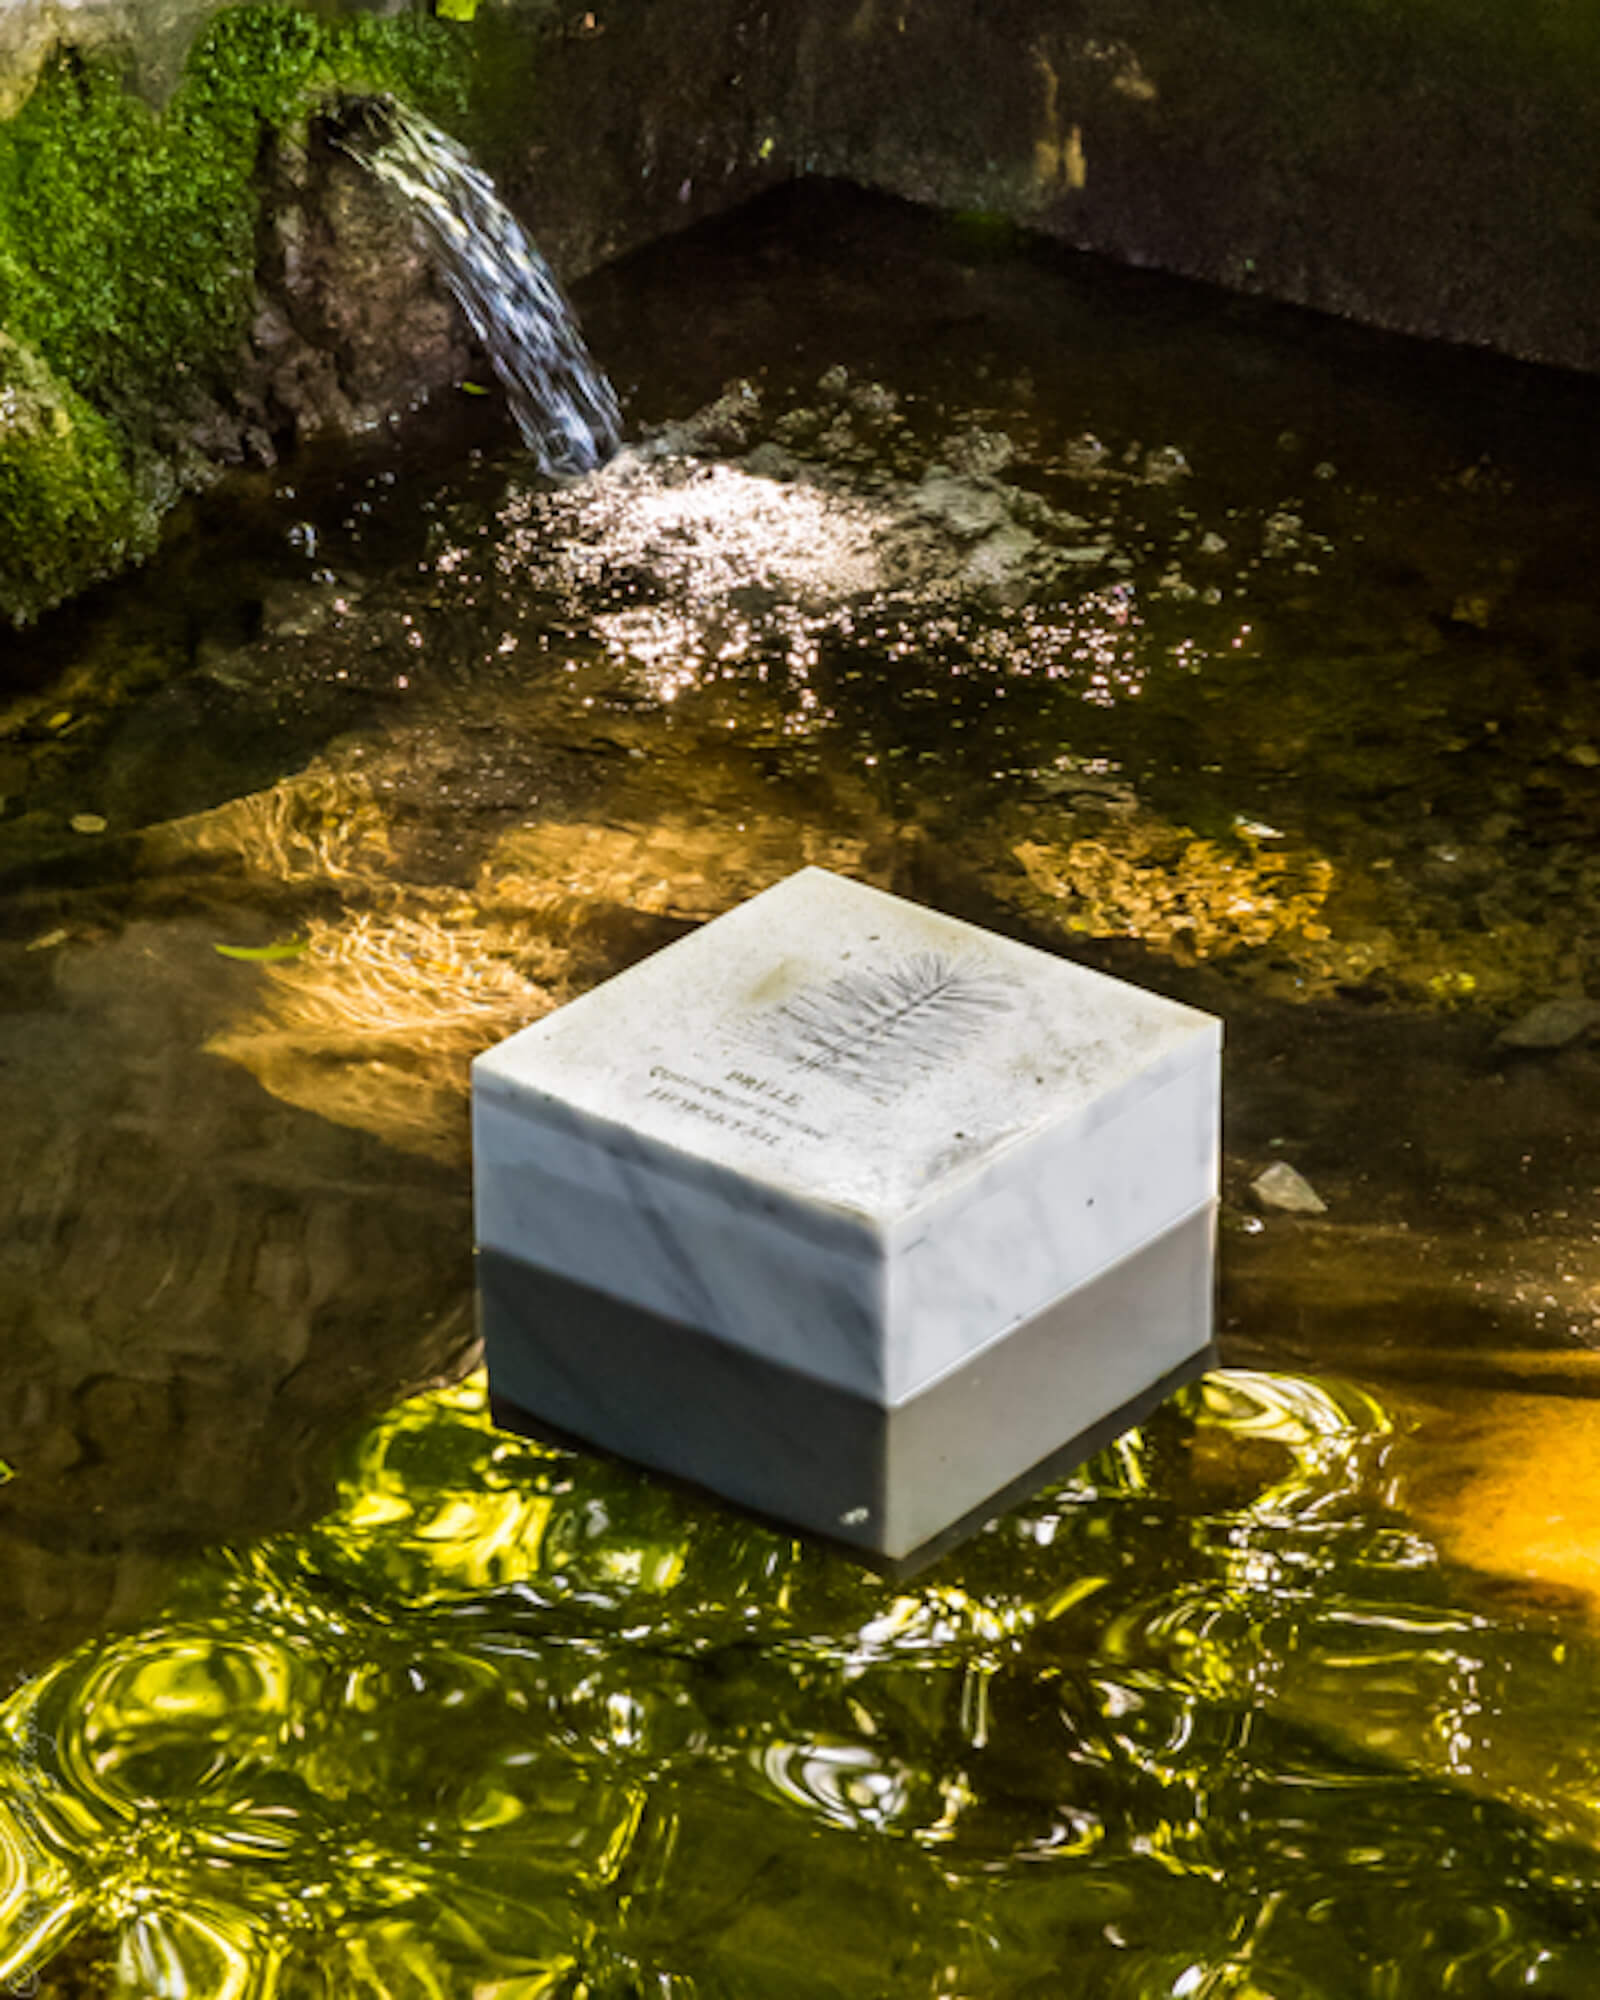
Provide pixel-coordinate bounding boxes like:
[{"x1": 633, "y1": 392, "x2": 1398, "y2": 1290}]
[
  {"x1": 0, "y1": 332, "x2": 156, "y2": 623},
  {"x1": 0, "y1": 2, "x2": 476, "y2": 622},
  {"x1": 0, "y1": 6, "x2": 471, "y2": 404}
]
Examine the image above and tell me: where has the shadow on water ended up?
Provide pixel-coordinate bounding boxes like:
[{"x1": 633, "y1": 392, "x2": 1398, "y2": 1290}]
[{"x1": 2, "y1": 181, "x2": 1600, "y2": 1992}]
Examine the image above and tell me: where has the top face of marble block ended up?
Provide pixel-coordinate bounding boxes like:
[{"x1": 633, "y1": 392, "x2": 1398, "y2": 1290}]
[{"x1": 473, "y1": 868, "x2": 1218, "y2": 1226}]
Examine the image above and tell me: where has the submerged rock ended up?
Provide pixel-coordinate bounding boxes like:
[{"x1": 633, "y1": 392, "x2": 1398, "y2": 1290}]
[
  {"x1": 1496, "y1": 997, "x2": 1600, "y2": 1051},
  {"x1": 1251, "y1": 1160, "x2": 1329, "y2": 1215}
]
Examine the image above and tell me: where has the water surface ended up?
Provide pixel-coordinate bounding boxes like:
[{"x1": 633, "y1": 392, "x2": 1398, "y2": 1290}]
[{"x1": 3, "y1": 183, "x2": 1600, "y2": 1994}]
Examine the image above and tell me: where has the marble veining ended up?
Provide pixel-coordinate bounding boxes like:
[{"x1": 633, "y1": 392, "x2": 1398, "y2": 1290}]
[
  {"x1": 474, "y1": 1092, "x2": 889, "y2": 1393},
  {"x1": 479, "y1": 1207, "x2": 1216, "y2": 1564},
  {"x1": 884, "y1": 1063, "x2": 1216, "y2": 1397},
  {"x1": 473, "y1": 865, "x2": 1220, "y2": 1417}
]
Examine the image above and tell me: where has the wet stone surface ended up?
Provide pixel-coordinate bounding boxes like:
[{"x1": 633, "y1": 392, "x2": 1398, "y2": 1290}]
[{"x1": 2, "y1": 183, "x2": 1600, "y2": 1993}]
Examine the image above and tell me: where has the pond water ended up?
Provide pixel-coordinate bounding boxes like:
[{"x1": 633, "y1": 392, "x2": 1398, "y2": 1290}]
[{"x1": 2, "y1": 181, "x2": 1600, "y2": 1995}]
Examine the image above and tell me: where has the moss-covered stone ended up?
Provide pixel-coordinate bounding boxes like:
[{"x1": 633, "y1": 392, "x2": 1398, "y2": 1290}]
[
  {"x1": 0, "y1": 2, "x2": 474, "y2": 624},
  {"x1": 0, "y1": 330, "x2": 158, "y2": 623},
  {"x1": 0, "y1": 7, "x2": 471, "y2": 400}
]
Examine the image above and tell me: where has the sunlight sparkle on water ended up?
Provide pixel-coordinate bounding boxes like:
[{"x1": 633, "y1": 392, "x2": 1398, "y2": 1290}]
[
  {"x1": 496, "y1": 453, "x2": 893, "y2": 709},
  {"x1": 477, "y1": 433, "x2": 1167, "y2": 721}
]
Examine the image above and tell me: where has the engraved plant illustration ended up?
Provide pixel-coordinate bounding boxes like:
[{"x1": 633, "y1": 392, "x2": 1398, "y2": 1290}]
[{"x1": 745, "y1": 951, "x2": 1016, "y2": 1099}]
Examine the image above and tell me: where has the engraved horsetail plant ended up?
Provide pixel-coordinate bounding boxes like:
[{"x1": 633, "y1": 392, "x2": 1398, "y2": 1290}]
[
  {"x1": 745, "y1": 952, "x2": 1017, "y2": 1100},
  {"x1": 333, "y1": 96, "x2": 622, "y2": 477}
]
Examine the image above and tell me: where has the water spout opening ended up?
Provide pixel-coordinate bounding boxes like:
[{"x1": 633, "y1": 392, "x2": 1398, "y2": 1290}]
[{"x1": 319, "y1": 90, "x2": 399, "y2": 162}]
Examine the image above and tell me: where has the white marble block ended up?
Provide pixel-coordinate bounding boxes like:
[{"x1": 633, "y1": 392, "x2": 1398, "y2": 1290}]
[{"x1": 473, "y1": 867, "x2": 1220, "y2": 1563}]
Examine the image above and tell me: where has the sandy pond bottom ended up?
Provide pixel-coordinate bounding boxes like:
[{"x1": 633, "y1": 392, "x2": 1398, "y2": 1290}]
[{"x1": 2, "y1": 182, "x2": 1600, "y2": 1995}]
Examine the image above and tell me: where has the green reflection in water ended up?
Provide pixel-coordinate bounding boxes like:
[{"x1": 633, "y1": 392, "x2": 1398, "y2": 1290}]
[{"x1": 6, "y1": 1370, "x2": 1600, "y2": 1996}]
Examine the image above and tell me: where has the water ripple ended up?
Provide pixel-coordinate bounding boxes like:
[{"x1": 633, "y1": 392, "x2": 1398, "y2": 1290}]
[{"x1": 7, "y1": 1369, "x2": 1600, "y2": 1993}]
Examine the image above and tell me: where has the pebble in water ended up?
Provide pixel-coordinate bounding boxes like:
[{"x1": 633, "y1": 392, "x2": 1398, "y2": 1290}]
[
  {"x1": 1496, "y1": 997, "x2": 1600, "y2": 1050},
  {"x1": 1251, "y1": 1159, "x2": 1329, "y2": 1214}
]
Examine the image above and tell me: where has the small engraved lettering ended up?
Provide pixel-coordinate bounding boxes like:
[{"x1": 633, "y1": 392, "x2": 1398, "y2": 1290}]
[
  {"x1": 725, "y1": 1068, "x2": 802, "y2": 1110},
  {"x1": 643, "y1": 1063, "x2": 826, "y2": 1143},
  {"x1": 646, "y1": 1081, "x2": 782, "y2": 1146}
]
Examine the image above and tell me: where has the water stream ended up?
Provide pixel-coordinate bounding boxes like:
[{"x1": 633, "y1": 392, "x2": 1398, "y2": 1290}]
[
  {"x1": 2, "y1": 180, "x2": 1599, "y2": 1995},
  {"x1": 336, "y1": 96, "x2": 621, "y2": 479}
]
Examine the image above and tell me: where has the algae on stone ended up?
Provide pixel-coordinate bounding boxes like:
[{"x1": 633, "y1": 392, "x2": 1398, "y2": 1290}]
[{"x1": 0, "y1": 2, "x2": 472, "y2": 626}]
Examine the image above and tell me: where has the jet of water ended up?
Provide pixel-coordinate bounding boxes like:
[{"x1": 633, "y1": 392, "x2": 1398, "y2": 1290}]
[{"x1": 334, "y1": 96, "x2": 622, "y2": 478}]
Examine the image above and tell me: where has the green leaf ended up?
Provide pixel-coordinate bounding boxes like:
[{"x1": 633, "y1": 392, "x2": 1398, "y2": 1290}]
[
  {"x1": 0, "y1": 1458, "x2": 14, "y2": 1485},
  {"x1": 213, "y1": 937, "x2": 310, "y2": 962},
  {"x1": 460, "y1": 380, "x2": 491, "y2": 396},
  {"x1": 436, "y1": 0, "x2": 479, "y2": 21}
]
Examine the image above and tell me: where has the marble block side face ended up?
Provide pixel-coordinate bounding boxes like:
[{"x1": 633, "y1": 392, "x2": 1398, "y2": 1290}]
[
  {"x1": 478, "y1": 1208, "x2": 1216, "y2": 1566},
  {"x1": 473, "y1": 867, "x2": 1220, "y2": 1404},
  {"x1": 473, "y1": 1091, "x2": 888, "y2": 1395}
]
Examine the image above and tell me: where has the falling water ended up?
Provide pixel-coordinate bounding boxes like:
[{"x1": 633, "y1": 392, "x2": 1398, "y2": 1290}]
[{"x1": 337, "y1": 97, "x2": 622, "y2": 477}]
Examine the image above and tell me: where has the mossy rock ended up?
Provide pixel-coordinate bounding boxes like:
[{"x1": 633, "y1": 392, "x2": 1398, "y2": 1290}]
[
  {"x1": 0, "y1": 3, "x2": 475, "y2": 626},
  {"x1": 0, "y1": 9, "x2": 472, "y2": 402},
  {"x1": 0, "y1": 330, "x2": 159, "y2": 624}
]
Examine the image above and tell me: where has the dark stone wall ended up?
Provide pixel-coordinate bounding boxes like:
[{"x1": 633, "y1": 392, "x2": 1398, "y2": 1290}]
[
  {"x1": 440, "y1": 0, "x2": 1600, "y2": 376},
  {"x1": 774, "y1": 0, "x2": 1600, "y2": 374},
  {"x1": 9, "y1": 0, "x2": 1592, "y2": 375}
]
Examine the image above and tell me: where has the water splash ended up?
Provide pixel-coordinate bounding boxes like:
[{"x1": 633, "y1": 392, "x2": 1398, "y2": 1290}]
[{"x1": 338, "y1": 96, "x2": 621, "y2": 476}]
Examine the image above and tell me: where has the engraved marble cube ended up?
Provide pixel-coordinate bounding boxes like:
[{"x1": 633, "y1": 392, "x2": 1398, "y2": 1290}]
[{"x1": 473, "y1": 867, "x2": 1220, "y2": 1563}]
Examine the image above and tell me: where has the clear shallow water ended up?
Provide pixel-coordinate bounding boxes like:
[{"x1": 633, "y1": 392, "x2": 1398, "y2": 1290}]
[{"x1": 2, "y1": 183, "x2": 1600, "y2": 1993}]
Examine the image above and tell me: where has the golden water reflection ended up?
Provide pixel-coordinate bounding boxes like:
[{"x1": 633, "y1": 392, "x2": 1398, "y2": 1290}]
[
  {"x1": 8, "y1": 1370, "x2": 1600, "y2": 1995},
  {"x1": 7, "y1": 193, "x2": 1600, "y2": 1995}
]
